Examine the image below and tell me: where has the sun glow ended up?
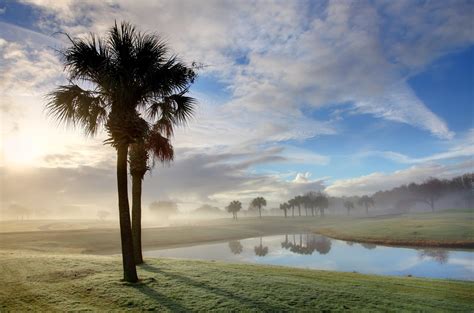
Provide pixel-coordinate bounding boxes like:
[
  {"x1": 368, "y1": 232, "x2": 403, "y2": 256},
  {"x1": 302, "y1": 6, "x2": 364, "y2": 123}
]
[{"x1": 1, "y1": 132, "x2": 46, "y2": 167}]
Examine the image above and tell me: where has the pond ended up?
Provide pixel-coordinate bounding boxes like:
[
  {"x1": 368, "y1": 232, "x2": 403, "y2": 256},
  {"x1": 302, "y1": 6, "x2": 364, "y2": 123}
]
[{"x1": 144, "y1": 234, "x2": 474, "y2": 280}]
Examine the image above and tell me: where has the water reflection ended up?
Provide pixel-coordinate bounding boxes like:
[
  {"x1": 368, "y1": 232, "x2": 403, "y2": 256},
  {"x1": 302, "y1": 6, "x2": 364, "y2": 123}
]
[
  {"x1": 281, "y1": 234, "x2": 332, "y2": 255},
  {"x1": 254, "y1": 237, "x2": 269, "y2": 257},
  {"x1": 418, "y1": 249, "x2": 449, "y2": 264},
  {"x1": 228, "y1": 240, "x2": 243, "y2": 255},
  {"x1": 144, "y1": 233, "x2": 474, "y2": 280}
]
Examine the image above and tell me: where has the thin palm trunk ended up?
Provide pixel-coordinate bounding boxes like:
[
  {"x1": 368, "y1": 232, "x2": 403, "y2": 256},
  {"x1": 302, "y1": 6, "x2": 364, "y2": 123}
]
[
  {"x1": 259, "y1": 206, "x2": 262, "y2": 218},
  {"x1": 131, "y1": 174, "x2": 143, "y2": 265},
  {"x1": 117, "y1": 144, "x2": 138, "y2": 282}
]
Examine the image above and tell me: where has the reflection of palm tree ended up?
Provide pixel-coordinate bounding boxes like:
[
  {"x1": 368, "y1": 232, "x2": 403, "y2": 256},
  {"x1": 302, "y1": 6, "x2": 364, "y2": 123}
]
[
  {"x1": 254, "y1": 237, "x2": 269, "y2": 257},
  {"x1": 228, "y1": 241, "x2": 243, "y2": 255},
  {"x1": 281, "y1": 234, "x2": 292, "y2": 249},
  {"x1": 284, "y1": 234, "x2": 333, "y2": 256},
  {"x1": 418, "y1": 249, "x2": 449, "y2": 264}
]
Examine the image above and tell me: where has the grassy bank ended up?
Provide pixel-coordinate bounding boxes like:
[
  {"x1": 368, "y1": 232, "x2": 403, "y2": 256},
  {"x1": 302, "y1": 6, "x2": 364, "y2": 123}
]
[
  {"x1": 0, "y1": 211, "x2": 472, "y2": 254},
  {"x1": 1, "y1": 251, "x2": 473, "y2": 312}
]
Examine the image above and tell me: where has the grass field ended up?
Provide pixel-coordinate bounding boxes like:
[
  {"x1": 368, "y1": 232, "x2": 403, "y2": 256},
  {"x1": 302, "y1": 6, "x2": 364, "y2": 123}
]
[
  {"x1": 1, "y1": 210, "x2": 473, "y2": 311},
  {"x1": 1, "y1": 251, "x2": 473, "y2": 312}
]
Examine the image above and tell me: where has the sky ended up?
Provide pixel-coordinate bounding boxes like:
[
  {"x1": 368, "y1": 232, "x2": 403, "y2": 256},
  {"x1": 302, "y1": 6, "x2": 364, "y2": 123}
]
[{"x1": 0, "y1": 0, "x2": 473, "y2": 216}]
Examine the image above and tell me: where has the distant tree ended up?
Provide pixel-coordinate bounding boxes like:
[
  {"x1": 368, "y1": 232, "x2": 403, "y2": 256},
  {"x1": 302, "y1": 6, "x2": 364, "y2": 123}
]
[
  {"x1": 301, "y1": 195, "x2": 310, "y2": 216},
  {"x1": 226, "y1": 200, "x2": 242, "y2": 220},
  {"x1": 254, "y1": 237, "x2": 268, "y2": 257},
  {"x1": 193, "y1": 204, "x2": 223, "y2": 215},
  {"x1": 295, "y1": 195, "x2": 304, "y2": 216},
  {"x1": 228, "y1": 241, "x2": 243, "y2": 255},
  {"x1": 415, "y1": 178, "x2": 446, "y2": 212},
  {"x1": 316, "y1": 193, "x2": 329, "y2": 217},
  {"x1": 358, "y1": 195, "x2": 374, "y2": 215},
  {"x1": 288, "y1": 198, "x2": 296, "y2": 217},
  {"x1": 280, "y1": 203, "x2": 289, "y2": 218},
  {"x1": 8, "y1": 204, "x2": 30, "y2": 220},
  {"x1": 343, "y1": 200, "x2": 354, "y2": 215},
  {"x1": 149, "y1": 201, "x2": 178, "y2": 220},
  {"x1": 97, "y1": 210, "x2": 110, "y2": 221},
  {"x1": 250, "y1": 197, "x2": 267, "y2": 218}
]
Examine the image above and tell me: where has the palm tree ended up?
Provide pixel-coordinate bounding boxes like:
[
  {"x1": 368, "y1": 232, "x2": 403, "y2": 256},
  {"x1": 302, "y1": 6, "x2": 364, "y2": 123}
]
[
  {"x1": 344, "y1": 200, "x2": 354, "y2": 215},
  {"x1": 295, "y1": 195, "x2": 303, "y2": 216},
  {"x1": 316, "y1": 193, "x2": 329, "y2": 217},
  {"x1": 46, "y1": 22, "x2": 196, "y2": 282},
  {"x1": 288, "y1": 198, "x2": 296, "y2": 217},
  {"x1": 358, "y1": 195, "x2": 375, "y2": 215},
  {"x1": 226, "y1": 200, "x2": 242, "y2": 220},
  {"x1": 250, "y1": 197, "x2": 267, "y2": 218},
  {"x1": 279, "y1": 202, "x2": 289, "y2": 218},
  {"x1": 129, "y1": 125, "x2": 175, "y2": 264}
]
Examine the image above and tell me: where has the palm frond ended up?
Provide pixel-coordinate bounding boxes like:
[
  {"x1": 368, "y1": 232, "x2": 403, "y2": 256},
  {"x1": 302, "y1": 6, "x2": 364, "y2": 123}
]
[
  {"x1": 46, "y1": 85, "x2": 107, "y2": 136},
  {"x1": 146, "y1": 128, "x2": 174, "y2": 164}
]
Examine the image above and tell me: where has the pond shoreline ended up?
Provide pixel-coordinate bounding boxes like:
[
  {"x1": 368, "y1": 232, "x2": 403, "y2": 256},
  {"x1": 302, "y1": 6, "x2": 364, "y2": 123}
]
[{"x1": 313, "y1": 229, "x2": 474, "y2": 249}]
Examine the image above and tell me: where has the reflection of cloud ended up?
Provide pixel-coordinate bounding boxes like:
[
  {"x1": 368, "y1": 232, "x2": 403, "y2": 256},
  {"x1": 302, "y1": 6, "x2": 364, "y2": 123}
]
[{"x1": 448, "y1": 258, "x2": 474, "y2": 273}]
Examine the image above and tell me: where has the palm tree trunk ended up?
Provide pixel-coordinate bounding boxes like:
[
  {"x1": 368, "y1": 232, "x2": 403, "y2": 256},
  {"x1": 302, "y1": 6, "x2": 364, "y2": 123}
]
[
  {"x1": 284, "y1": 209, "x2": 287, "y2": 218},
  {"x1": 116, "y1": 144, "x2": 138, "y2": 283},
  {"x1": 131, "y1": 174, "x2": 143, "y2": 265},
  {"x1": 259, "y1": 207, "x2": 262, "y2": 218}
]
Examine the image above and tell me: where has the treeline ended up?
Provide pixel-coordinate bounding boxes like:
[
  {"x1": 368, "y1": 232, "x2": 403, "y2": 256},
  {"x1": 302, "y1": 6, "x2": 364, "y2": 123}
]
[{"x1": 224, "y1": 173, "x2": 473, "y2": 219}]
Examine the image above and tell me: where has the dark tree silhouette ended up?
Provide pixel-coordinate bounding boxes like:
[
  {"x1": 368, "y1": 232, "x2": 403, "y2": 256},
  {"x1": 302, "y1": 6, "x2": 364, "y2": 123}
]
[
  {"x1": 358, "y1": 195, "x2": 374, "y2": 215},
  {"x1": 226, "y1": 200, "x2": 242, "y2": 220},
  {"x1": 250, "y1": 197, "x2": 267, "y2": 218}
]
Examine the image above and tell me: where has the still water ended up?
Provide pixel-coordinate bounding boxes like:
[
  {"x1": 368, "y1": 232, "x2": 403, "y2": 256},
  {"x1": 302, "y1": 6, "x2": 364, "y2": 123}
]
[{"x1": 144, "y1": 234, "x2": 474, "y2": 280}]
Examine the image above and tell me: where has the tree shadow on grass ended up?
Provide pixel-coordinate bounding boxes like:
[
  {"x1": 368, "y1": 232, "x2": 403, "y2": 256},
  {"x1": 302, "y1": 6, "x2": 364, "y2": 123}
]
[
  {"x1": 131, "y1": 279, "x2": 189, "y2": 312},
  {"x1": 139, "y1": 263, "x2": 286, "y2": 312}
]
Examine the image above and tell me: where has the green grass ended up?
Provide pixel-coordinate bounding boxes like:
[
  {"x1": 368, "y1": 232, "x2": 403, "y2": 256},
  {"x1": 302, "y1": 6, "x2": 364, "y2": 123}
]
[
  {"x1": 313, "y1": 211, "x2": 474, "y2": 247},
  {"x1": 1, "y1": 251, "x2": 473, "y2": 312}
]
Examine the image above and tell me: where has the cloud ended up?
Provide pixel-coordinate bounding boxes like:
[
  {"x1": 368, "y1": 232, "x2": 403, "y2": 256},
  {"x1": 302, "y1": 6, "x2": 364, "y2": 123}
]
[
  {"x1": 15, "y1": 0, "x2": 473, "y2": 140},
  {"x1": 325, "y1": 160, "x2": 473, "y2": 196},
  {"x1": 358, "y1": 129, "x2": 474, "y2": 164},
  {"x1": 0, "y1": 146, "x2": 326, "y2": 216}
]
